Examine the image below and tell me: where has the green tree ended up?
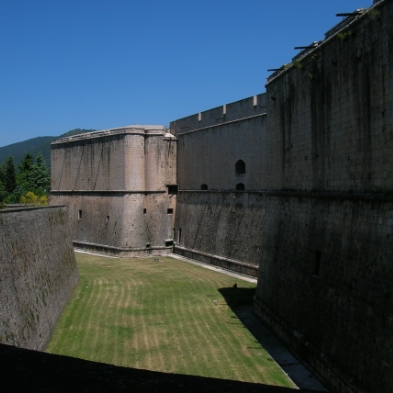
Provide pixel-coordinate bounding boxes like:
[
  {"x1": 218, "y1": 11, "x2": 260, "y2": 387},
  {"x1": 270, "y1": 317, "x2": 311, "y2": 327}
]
[
  {"x1": 16, "y1": 153, "x2": 35, "y2": 193},
  {"x1": 0, "y1": 179, "x2": 6, "y2": 203},
  {"x1": 31, "y1": 152, "x2": 50, "y2": 194},
  {"x1": 3, "y1": 156, "x2": 16, "y2": 194}
]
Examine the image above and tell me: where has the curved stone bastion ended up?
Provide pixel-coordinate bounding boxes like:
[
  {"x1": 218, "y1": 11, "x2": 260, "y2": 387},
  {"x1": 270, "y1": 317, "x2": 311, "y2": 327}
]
[{"x1": 50, "y1": 126, "x2": 177, "y2": 257}]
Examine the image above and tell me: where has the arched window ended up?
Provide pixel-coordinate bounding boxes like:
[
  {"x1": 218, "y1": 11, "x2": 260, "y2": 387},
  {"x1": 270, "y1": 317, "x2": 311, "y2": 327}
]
[
  {"x1": 235, "y1": 160, "x2": 246, "y2": 174},
  {"x1": 201, "y1": 184, "x2": 208, "y2": 190},
  {"x1": 236, "y1": 183, "x2": 245, "y2": 190}
]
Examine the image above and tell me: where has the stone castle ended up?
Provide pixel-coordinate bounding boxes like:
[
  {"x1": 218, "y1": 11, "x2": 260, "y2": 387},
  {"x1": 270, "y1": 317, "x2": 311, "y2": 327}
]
[{"x1": 50, "y1": 1, "x2": 392, "y2": 392}]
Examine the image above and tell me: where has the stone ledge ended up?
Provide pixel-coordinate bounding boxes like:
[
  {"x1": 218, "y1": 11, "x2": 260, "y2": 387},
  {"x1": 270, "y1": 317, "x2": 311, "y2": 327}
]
[{"x1": 174, "y1": 246, "x2": 258, "y2": 277}]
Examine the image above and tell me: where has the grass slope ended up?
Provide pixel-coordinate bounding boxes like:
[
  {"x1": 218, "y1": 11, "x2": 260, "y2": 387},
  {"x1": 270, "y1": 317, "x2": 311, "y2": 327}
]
[{"x1": 46, "y1": 254, "x2": 294, "y2": 387}]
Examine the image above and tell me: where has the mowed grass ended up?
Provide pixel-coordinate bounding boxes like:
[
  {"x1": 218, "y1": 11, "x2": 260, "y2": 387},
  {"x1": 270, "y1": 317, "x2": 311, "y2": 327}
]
[{"x1": 46, "y1": 253, "x2": 294, "y2": 387}]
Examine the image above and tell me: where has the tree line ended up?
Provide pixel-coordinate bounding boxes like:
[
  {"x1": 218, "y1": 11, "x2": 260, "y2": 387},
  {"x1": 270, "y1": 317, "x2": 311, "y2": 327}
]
[{"x1": 0, "y1": 152, "x2": 50, "y2": 206}]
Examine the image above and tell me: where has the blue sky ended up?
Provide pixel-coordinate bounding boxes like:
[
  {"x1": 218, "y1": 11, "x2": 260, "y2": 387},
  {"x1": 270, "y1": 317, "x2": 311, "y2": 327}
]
[{"x1": 0, "y1": 0, "x2": 371, "y2": 147}]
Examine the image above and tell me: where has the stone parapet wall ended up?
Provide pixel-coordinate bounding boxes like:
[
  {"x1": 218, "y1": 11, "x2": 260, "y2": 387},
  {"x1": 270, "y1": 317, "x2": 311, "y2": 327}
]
[
  {"x1": 0, "y1": 206, "x2": 78, "y2": 350},
  {"x1": 170, "y1": 94, "x2": 266, "y2": 136}
]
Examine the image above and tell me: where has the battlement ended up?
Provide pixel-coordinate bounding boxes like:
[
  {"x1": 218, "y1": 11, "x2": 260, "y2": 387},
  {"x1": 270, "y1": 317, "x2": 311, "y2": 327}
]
[{"x1": 170, "y1": 94, "x2": 266, "y2": 136}]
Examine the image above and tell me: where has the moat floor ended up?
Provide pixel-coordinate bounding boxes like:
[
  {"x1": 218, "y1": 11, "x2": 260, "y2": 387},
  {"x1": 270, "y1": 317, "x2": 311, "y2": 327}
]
[{"x1": 170, "y1": 254, "x2": 327, "y2": 392}]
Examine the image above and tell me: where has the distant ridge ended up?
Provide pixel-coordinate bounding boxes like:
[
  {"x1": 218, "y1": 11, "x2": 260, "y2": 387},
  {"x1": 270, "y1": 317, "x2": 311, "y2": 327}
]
[{"x1": 0, "y1": 129, "x2": 95, "y2": 167}]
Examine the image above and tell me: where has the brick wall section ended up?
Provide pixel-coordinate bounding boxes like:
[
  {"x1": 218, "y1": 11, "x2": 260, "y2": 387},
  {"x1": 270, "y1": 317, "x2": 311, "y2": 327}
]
[{"x1": 0, "y1": 206, "x2": 78, "y2": 350}]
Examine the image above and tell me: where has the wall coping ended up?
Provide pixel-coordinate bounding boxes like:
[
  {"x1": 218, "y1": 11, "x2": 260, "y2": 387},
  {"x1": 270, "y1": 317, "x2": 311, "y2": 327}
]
[
  {"x1": 51, "y1": 125, "x2": 168, "y2": 145},
  {"x1": 0, "y1": 204, "x2": 66, "y2": 214}
]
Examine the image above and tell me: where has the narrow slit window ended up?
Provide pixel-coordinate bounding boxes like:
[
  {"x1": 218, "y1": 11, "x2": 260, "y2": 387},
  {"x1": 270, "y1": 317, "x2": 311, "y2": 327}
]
[
  {"x1": 314, "y1": 250, "x2": 322, "y2": 277},
  {"x1": 143, "y1": 208, "x2": 147, "y2": 214},
  {"x1": 78, "y1": 210, "x2": 82, "y2": 220},
  {"x1": 178, "y1": 228, "x2": 182, "y2": 243},
  {"x1": 235, "y1": 160, "x2": 246, "y2": 174}
]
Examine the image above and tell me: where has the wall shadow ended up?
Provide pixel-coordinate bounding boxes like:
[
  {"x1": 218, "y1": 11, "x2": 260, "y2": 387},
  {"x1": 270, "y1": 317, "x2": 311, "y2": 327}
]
[
  {"x1": 218, "y1": 286, "x2": 256, "y2": 310},
  {"x1": 0, "y1": 343, "x2": 316, "y2": 393}
]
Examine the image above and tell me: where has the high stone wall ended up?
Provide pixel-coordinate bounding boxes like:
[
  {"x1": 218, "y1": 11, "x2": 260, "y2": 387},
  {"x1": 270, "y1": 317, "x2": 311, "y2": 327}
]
[
  {"x1": 0, "y1": 206, "x2": 78, "y2": 350},
  {"x1": 171, "y1": 94, "x2": 266, "y2": 274},
  {"x1": 252, "y1": 2, "x2": 393, "y2": 392},
  {"x1": 171, "y1": 1, "x2": 393, "y2": 392},
  {"x1": 51, "y1": 126, "x2": 177, "y2": 256},
  {"x1": 264, "y1": 0, "x2": 393, "y2": 192}
]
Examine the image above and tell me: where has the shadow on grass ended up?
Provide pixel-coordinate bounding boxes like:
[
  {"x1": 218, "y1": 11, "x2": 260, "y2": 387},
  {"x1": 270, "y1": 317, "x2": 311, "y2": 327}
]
[
  {"x1": 1, "y1": 343, "x2": 313, "y2": 393},
  {"x1": 218, "y1": 286, "x2": 256, "y2": 310},
  {"x1": 218, "y1": 287, "x2": 327, "y2": 392}
]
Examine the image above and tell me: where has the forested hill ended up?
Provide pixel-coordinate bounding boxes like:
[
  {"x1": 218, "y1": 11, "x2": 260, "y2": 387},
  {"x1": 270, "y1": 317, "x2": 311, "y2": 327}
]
[{"x1": 0, "y1": 129, "x2": 95, "y2": 167}]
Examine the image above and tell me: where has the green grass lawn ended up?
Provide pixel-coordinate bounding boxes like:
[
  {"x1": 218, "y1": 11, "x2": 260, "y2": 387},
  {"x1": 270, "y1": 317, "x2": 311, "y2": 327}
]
[{"x1": 46, "y1": 253, "x2": 294, "y2": 387}]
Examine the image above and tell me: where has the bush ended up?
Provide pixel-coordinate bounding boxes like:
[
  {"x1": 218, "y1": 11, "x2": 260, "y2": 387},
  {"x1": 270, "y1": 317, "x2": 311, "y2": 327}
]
[{"x1": 20, "y1": 191, "x2": 37, "y2": 204}]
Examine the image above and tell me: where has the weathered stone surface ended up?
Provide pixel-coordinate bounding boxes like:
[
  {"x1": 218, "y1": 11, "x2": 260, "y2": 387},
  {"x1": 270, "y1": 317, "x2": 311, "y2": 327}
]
[
  {"x1": 0, "y1": 206, "x2": 78, "y2": 350},
  {"x1": 170, "y1": 2, "x2": 393, "y2": 392},
  {"x1": 51, "y1": 126, "x2": 177, "y2": 256},
  {"x1": 48, "y1": 1, "x2": 392, "y2": 392}
]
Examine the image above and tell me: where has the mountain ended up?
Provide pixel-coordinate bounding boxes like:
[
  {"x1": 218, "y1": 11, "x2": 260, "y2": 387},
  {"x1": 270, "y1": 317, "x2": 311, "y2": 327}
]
[{"x1": 0, "y1": 129, "x2": 95, "y2": 167}]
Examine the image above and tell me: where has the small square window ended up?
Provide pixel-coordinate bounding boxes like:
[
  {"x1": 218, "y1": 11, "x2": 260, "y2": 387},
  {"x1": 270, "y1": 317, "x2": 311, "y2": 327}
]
[
  {"x1": 167, "y1": 185, "x2": 178, "y2": 195},
  {"x1": 167, "y1": 208, "x2": 173, "y2": 214}
]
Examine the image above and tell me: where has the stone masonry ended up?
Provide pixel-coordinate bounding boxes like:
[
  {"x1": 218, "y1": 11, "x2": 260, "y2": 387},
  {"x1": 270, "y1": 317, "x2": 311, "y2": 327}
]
[
  {"x1": 51, "y1": 1, "x2": 392, "y2": 392},
  {"x1": 51, "y1": 126, "x2": 177, "y2": 256},
  {"x1": 0, "y1": 206, "x2": 78, "y2": 350}
]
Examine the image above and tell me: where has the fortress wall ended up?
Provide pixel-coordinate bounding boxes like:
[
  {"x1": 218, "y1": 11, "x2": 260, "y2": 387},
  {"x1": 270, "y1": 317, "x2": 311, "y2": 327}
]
[
  {"x1": 171, "y1": 97, "x2": 267, "y2": 274},
  {"x1": 264, "y1": 1, "x2": 393, "y2": 192},
  {"x1": 171, "y1": 94, "x2": 266, "y2": 135},
  {"x1": 0, "y1": 206, "x2": 78, "y2": 350},
  {"x1": 145, "y1": 192, "x2": 175, "y2": 248},
  {"x1": 254, "y1": 193, "x2": 393, "y2": 393},
  {"x1": 253, "y1": 2, "x2": 393, "y2": 392},
  {"x1": 174, "y1": 191, "x2": 265, "y2": 276},
  {"x1": 51, "y1": 133, "x2": 128, "y2": 191},
  {"x1": 51, "y1": 126, "x2": 176, "y2": 256},
  {"x1": 172, "y1": 1, "x2": 393, "y2": 391},
  {"x1": 51, "y1": 193, "x2": 140, "y2": 249},
  {"x1": 173, "y1": 108, "x2": 266, "y2": 191},
  {"x1": 144, "y1": 131, "x2": 177, "y2": 190}
]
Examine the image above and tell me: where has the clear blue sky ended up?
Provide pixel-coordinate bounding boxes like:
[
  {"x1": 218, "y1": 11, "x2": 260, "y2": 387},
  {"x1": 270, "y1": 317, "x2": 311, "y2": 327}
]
[{"x1": 0, "y1": 0, "x2": 371, "y2": 147}]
